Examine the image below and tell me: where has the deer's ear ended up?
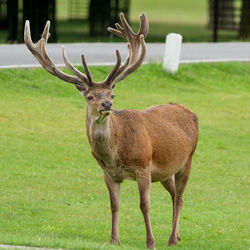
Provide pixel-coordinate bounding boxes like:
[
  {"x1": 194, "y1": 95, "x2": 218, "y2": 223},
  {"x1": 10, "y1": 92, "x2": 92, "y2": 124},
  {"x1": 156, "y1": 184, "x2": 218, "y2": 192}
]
[
  {"x1": 75, "y1": 84, "x2": 85, "y2": 91},
  {"x1": 75, "y1": 84, "x2": 88, "y2": 95}
]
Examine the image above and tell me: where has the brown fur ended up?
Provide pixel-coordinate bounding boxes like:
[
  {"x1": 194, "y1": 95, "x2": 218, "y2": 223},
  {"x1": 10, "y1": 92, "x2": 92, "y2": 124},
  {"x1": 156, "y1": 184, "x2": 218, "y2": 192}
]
[
  {"x1": 85, "y1": 85, "x2": 198, "y2": 248},
  {"x1": 87, "y1": 103, "x2": 198, "y2": 182}
]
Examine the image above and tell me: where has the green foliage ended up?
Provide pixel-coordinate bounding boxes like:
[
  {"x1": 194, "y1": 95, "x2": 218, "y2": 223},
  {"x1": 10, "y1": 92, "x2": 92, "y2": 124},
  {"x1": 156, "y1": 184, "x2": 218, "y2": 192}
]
[
  {"x1": 55, "y1": 0, "x2": 239, "y2": 43},
  {"x1": 0, "y1": 63, "x2": 249, "y2": 249},
  {"x1": 55, "y1": 20, "x2": 237, "y2": 43},
  {"x1": 130, "y1": 0, "x2": 207, "y2": 23},
  {"x1": 0, "y1": 0, "x2": 243, "y2": 43}
]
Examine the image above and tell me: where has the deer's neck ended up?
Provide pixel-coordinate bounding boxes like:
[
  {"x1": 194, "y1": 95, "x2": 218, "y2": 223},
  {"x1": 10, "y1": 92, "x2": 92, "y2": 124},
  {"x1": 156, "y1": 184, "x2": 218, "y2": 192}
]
[{"x1": 86, "y1": 107, "x2": 114, "y2": 159}]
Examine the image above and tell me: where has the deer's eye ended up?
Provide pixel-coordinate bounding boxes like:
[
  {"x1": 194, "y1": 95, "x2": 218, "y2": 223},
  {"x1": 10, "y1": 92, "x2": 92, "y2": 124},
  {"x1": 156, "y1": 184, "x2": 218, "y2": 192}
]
[
  {"x1": 87, "y1": 96, "x2": 93, "y2": 101},
  {"x1": 111, "y1": 95, "x2": 115, "y2": 99}
]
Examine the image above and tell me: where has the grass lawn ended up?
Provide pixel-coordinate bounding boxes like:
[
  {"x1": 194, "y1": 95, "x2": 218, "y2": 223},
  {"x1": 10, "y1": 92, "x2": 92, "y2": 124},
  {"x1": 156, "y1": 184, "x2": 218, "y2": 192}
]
[{"x1": 0, "y1": 62, "x2": 249, "y2": 249}]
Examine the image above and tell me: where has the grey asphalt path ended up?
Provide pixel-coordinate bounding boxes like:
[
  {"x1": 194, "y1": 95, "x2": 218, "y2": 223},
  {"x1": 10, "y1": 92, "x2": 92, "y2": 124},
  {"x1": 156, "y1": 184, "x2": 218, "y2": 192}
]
[
  {"x1": 0, "y1": 244, "x2": 62, "y2": 250},
  {"x1": 0, "y1": 42, "x2": 249, "y2": 68}
]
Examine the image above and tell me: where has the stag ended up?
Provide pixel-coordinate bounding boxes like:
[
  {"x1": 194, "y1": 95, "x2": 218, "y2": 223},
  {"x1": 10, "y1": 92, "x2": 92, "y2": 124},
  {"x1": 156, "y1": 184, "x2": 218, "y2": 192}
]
[{"x1": 24, "y1": 13, "x2": 198, "y2": 248}]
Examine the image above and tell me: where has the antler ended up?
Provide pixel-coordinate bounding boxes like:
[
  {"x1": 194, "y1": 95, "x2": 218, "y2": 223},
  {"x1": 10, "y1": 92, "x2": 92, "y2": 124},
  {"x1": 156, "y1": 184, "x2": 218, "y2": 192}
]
[
  {"x1": 24, "y1": 13, "x2": 148, "y2": 90},
  {"x1": 103, "y1": 13, "x2": 148, "y2": 87},
  {"x1": 24, "y1": 20, "x2": 93, "y2": 90}
]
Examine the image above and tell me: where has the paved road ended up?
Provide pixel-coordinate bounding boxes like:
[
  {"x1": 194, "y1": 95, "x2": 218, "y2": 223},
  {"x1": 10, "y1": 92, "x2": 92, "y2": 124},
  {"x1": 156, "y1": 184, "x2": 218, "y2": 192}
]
[
  {"x1": 0, "y1": 244, "x2": 60, "y2": 250},
  {"x1": 0, "y1": 42, "x2": 249, "y2": 68}
]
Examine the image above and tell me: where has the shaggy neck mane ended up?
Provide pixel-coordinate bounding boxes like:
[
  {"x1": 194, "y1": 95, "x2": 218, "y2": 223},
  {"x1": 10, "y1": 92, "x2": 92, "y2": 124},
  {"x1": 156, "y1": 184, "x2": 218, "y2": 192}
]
[{"x1": 86, "y1": 107, "x2": 113, "y2": 158}]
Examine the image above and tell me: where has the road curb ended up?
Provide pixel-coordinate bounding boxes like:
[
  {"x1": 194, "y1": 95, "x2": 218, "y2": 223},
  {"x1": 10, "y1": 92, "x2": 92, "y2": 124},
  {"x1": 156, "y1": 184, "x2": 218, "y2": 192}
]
[{"x1": 0, "y1": 58, "x2": 249, "y2": 69}]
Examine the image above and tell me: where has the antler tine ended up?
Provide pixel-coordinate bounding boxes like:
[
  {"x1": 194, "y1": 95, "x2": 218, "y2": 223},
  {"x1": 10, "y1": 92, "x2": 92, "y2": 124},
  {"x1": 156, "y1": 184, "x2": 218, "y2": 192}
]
[
  {"x1": 81, "y1": 55, "x2": 93, "y2": 85},
  {"x1": 114, "y1": 35, "x2": 146, "y2": 83},
  {"x1": 120, "y1": 13, "x2": 135, "y2": 36},
  {"x1": 40, "y1": 38, "x2": 82, "y2": 85},
  {"x1": 24, "y1": 20, "x2": 90, "y2": 88},
  {"x1": 24, "y1": 20, "x2": 34, "y2": 49},
  {"x1": 107, "y1": 13, "x2": 135, "y2": 40},
  {"x1": 107, "y1": 13, "x2": 148, "y2": 86},
  {"x1": 24, "y1": 20, "x2": 52, "y2": 73},
  {"x1": 115, "y1": 23, "x2": 124, "y2": 32},
  {"x1": 40, "y1": 21, "x2": 50, "y2": 44},
  {"x1": 106, "y1": 23, "x2": 125, "y2": 39},
  {"x1": 137, "y1": 13, "x2": 149, "y2": 37},
  {"x1": 112, "y1": 43, "x2": 131, "y2": 80},
  {"x1": 107, "y1": 26, "x2": 123, "y2": 39},
  {"x1": 35, "y1": 21, "x2": 50, "y2": 53},
  {"x1": 62, "y1": 46, "x2": 89, "y2": 83},
  {"x1": 127, "y1": 42, "x2": 132, "y2": 64},
  {"x1": 103, "y1": 50, "x2": 121, "y2": 85}
]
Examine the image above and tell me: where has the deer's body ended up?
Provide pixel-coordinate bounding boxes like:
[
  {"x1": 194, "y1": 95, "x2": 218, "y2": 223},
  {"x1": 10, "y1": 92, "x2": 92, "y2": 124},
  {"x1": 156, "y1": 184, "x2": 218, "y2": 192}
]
[
  {"x1": 87, "y1": 103, "x2": 198, "y2": 183},
  {"x1": 25, "y1": 12, "x2": 198, "y2": 248}
]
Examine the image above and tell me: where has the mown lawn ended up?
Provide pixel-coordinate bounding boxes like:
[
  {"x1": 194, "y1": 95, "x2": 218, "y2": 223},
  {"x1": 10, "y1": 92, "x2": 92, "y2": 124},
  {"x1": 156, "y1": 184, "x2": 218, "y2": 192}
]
[{"x1": 0, "y1": 63, "x2": 249, "y2": 249}]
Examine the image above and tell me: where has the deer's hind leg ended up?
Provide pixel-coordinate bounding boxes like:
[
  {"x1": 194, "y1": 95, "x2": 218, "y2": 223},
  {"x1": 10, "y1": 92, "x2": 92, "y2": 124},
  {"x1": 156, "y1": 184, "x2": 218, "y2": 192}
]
[
  {"x1": 167, "y1": 155, "x2": 193, "y2": 246},
  {"x1": 161, "y1": 175, "x2": 181, "y2": 242}
]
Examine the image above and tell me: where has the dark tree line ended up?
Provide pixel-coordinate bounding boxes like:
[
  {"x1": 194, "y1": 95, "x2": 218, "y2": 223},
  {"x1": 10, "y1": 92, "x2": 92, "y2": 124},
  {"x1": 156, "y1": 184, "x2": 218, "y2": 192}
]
[
  {"x1": 209, "y1": 0, "x2": 250, "y2": 41},
  {"x1": 0, "y1": 0, "x2": 248, "y2": 43},
  {"x1": 89, "y1": 0, "x2": 129, "y2": 36},
  {"x1": 240, "y1": 0, "x2": 250, "y2": 38},
  {"x1": 6, "y1": 0, "x2": 56, "y2": 42},
  {"x1": 2, "y1": 0, "x2": 129, "y2": 42}
]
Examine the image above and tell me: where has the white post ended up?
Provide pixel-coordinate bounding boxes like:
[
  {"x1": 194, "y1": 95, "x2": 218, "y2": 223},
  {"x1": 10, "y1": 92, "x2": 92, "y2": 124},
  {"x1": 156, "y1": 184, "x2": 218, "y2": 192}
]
[{"x1": 163, "y1": 33, "x2": 182, "y2": 74}]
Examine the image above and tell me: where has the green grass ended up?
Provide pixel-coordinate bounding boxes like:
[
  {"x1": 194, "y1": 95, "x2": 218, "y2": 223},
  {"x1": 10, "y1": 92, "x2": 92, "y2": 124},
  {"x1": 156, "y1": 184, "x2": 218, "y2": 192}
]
[{"x1": 0, "y1": 63, "x2": 249, "y2": 249}]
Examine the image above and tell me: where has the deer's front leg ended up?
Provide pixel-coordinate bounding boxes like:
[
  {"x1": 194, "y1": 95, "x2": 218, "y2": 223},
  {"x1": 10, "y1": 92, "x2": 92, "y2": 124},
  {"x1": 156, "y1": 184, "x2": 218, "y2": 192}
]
[
  {"x1": 137, "y1": 168, "x2": 156, "y2": 249},
  {"x1": 104, "y1": 174, "x2": 121, "y2": 245}
]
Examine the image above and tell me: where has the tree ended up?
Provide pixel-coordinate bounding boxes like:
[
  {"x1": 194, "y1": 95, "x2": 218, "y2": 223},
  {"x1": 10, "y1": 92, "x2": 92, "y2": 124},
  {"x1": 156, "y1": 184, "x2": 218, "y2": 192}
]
[
  {"x1": 89, "y1": 0, "x2": 111, "y2": 36},
  {"x1": 22, "y1": 0, "x2": 56, "y2": 42},
  {"x1": 89, "y1": 0, "x2": 130, "y2": 36},
  {"x1": 240, "y1": 0, "x2": 250, "y2": 38},
  {"x1": 4, "y1": 0, "x2": 56, "y2": 43},
  {"x1": 7, "y1": 0, "x2": 18, "y2": 42}
]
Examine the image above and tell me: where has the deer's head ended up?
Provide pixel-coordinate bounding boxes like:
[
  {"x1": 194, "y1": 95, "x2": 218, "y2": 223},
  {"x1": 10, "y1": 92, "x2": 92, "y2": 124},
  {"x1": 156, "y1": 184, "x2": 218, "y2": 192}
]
[
  {"x1": 24, "y1": 13, "x2": 148, "y2": 122},
  {"x1": 84, "y1": 84, "x2": 114, "y2": 121}
]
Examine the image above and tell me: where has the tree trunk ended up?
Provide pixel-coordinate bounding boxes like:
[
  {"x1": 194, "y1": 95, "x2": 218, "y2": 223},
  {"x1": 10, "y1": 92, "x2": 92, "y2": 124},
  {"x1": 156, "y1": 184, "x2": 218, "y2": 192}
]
[
  {"x1": 208, "y1": 0, "x2": 237, "y2": 30},
  {"x1": 22, "y1": 0, "x2": 56, "y2": 42},
  {"x1": 240, "y1": 0, "x2": 250, "y2": 38},
  {"x1": 89, "y1": 0, "x2": 111, "y2": 36},
  {"x1": 7, "y1": 0, "x2": 18, "y2": 42},
  {"x1": 88, "y1": 0, "x2": 130, "y2": 36}
]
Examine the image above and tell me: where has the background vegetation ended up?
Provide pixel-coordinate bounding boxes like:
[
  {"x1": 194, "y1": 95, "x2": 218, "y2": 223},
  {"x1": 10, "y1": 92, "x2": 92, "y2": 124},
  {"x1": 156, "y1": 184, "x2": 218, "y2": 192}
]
[
  {"x1": 0, "y1": 0, "x2": 241, "y2": 43},
  {"x1": 0, "y1": 62, "x2": 249, "y2": 249},
  {"x1": 55, "y1": 0, "x2": 239, "y2": 43}
]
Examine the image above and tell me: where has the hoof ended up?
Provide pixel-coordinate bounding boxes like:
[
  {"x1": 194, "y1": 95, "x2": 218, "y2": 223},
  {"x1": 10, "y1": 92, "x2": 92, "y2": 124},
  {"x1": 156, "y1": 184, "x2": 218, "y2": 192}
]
[
  {"x1": 146, "y1": 239, "x2": 156, "y2": 249},
  {"x1": 168, "y1": 233, "x2": 181, "y2": 246},
  {"x1": 110, "y1": 238, "x2": 120, "y2": 245},
  {"x1": 168, "y1": 239, "x2": 177, "y2": 246},
  {"x1": 168, "y1": 237, "x2": 179, "y2": 246}
]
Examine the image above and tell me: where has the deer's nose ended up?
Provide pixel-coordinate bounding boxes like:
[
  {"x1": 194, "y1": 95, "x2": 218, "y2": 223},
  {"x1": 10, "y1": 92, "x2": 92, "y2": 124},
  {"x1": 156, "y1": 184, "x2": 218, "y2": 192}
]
[{"x1": 101, "y1": 101, "x2": 112, "y2": 110}]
